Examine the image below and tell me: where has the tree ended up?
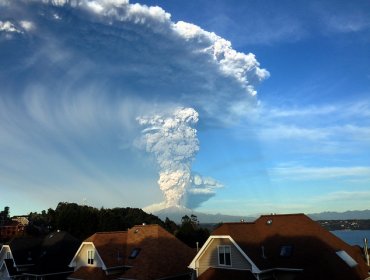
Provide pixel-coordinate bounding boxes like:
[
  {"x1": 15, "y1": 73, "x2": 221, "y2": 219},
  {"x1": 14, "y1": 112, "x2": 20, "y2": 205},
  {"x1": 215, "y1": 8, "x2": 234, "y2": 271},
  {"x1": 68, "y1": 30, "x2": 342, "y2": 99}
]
[
  {"x1": 0, "y1": 206, "x2": 10, "y2": 226},
  {"x1": 164, "y1": 217, "x2": 178, "y2": 234},
  {"x1": 176, "y1": 215, "x2": 210, "y2": 248}
]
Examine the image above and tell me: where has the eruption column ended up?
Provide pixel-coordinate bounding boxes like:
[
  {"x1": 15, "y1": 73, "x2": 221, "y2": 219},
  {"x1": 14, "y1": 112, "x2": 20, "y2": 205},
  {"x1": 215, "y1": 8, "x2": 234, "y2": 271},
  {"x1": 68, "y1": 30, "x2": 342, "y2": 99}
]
[{"x1": 138, "y1": 107, "x2": 199, "y2": 208}]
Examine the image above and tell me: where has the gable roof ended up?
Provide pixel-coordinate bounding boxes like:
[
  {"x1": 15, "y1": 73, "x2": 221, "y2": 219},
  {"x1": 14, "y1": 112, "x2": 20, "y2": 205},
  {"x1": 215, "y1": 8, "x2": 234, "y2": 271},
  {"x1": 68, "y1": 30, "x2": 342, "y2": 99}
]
[
  {"x1": 119, "y1": 224, "x2": 195, "y2": 280},
  {"x1": 7, "y1": 235, "x2": 43, "y2": 266},
  {"x1": 1, "y1": 259, "x2": 20, "y2": 277},
  {"x1": 84, "y1": 231, "x2": 128, "y2": 269},
  {"x1": 3, "y1": 231, "x2": 80, "y2": 277},
  {"x1": 25, "y1": 231, "x2": 80, "y2": 275},
  {"x1": 71, "y1": 224, "x2": 195, "y2": 280},
  {"x1": 210, "y1": 214, "x2": 369, "y2": 280}
]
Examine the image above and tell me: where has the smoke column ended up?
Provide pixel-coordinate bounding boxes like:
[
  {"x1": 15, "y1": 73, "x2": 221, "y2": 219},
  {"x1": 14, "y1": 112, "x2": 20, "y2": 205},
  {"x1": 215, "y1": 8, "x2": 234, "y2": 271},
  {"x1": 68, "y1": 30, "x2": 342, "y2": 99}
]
[{"x1": 137, "y1": 107, "x2": 200, "y2": 208}]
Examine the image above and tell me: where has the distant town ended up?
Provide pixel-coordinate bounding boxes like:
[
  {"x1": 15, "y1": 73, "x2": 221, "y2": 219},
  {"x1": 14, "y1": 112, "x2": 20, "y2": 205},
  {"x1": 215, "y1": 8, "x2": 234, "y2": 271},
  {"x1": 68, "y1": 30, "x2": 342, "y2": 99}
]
[{"x1": 318, "y1": 219, "x2": 370, "y2": 231}]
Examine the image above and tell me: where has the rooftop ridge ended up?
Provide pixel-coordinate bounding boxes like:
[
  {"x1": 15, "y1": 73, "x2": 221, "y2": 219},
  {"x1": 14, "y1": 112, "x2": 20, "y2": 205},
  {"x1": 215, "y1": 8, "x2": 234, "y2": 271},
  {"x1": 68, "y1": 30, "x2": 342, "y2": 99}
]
[
  {"x1": 259, "y1": 213, "x2": 306, "y2": 217},
  {"x1": 218, "y1": 222, "x2": 256, "y2": 225},
  {"x1": 92, "y1": 231, "x2": 128, "y2": 235},
  {"x1": 131, "y1": 224, "x2": 160, "y2": 227}
]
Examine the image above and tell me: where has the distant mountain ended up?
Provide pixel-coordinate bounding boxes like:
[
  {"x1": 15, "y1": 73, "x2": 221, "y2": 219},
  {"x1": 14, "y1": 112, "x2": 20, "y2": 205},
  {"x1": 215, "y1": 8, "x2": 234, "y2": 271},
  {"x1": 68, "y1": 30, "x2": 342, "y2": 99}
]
[
  {"x1": 308, "y1": 209, "x2": 370, "y2": 220},
  {"x1": 147, "y1": 207, "x2": 370, "y2": 223},
  {"x1": 149, "y1": 206, "x2": 254, "y2": 224}
]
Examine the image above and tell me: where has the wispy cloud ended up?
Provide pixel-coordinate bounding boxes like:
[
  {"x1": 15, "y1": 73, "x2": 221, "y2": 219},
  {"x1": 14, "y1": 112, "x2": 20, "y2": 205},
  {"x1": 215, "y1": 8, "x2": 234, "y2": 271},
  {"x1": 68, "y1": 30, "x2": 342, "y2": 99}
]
[
  {"x1": 270, "y1": 164, "x2": 370, "y2": 181},
  {"x1": 314, "y1": 190, "x2": 370, "y2": 202},
  {"x1": 312, "y1": 1, "x2": 370, "y2": 34},
  {"x1": 244, "y1": 100, "x2": 370, "y2": 155}
]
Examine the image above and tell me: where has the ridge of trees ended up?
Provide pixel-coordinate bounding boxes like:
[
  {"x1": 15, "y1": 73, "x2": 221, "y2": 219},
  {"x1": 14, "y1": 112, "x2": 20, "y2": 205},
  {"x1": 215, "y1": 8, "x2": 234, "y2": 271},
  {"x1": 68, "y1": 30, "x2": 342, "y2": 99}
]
[
  {"x1": 27, "y1": 202, "x2": 168, "y2": 239},
  {"x1": 25, "y1": 203, "x2": 210, "y2": 247}
]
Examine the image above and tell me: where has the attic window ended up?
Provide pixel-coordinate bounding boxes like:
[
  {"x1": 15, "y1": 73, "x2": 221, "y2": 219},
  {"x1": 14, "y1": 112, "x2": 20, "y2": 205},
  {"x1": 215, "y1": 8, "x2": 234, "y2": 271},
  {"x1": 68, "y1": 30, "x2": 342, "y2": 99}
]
[
  {"x1": 218, "y1": 245, "x2": 231, "y2": 266},
  {"x1": 87, "y1": 250, "x2": 94, "y2": 265},
  {"x1": 6, "y1": 252, "x2": 11, "y2": 259},
  {"x1": 129, "y1": 248, "x2": 141, "y2": 259},
  {"x1": 280, "y1": 245, "x2": 293, "y2": 257},
  {"x1": 336, "y1": 250, "x2": 358, "y2": 268}
]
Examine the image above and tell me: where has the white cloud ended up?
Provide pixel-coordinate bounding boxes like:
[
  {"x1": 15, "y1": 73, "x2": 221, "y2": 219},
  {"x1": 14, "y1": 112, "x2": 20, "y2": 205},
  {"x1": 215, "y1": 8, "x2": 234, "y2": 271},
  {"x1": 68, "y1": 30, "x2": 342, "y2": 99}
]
[
  {"x1": 0, "y1": 0, "x2": 269, "y2": 211},
  {"x1": 19, "y1": 20, "x2": 34, "y2": 31},
  {"x1": 0, "y1": 20, "x2": 21, "y2": 33}
]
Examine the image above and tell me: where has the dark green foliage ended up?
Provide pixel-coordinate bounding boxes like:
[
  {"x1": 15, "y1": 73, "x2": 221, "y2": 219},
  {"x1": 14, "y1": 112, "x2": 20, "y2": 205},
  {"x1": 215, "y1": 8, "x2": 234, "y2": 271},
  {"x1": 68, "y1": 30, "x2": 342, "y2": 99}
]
[
  {"x1": 27, "y1": 202, "x2": 171, "y2": 240},
  {"x1": 175, "y1": 215, "x2": 210, "y2": 248},
  {"x1": 164, "y1": 217, "x2": 179, "y2": 233},
  {"x1": 0, "y1": 206, "x2": 10, "y2": 226}
]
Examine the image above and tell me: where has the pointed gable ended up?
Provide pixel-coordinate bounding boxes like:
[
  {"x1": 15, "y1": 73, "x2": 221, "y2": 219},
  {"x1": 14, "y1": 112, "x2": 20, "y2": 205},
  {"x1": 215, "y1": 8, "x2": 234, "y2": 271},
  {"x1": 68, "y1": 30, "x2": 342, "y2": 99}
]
[
  {"x1": 211, "y1": 213, "x2": 369, "y2": 279},
  {"x1": 85, "y1": 231, "x2": 128, "y2": 269},
  {"x1": 120, "y1": 224, "x2": 195, "y2": 280}
]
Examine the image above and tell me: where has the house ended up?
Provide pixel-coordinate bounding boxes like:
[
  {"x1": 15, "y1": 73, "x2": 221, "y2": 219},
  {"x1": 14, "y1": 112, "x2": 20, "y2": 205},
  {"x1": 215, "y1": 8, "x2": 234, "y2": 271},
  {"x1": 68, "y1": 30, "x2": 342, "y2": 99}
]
[
  {"x1": 189, "y1": 213, "x2": 370, "y2": 280},
  {"x1": 0, "y1": 230, "x2": 80, "y2": 280},
  {"x1": 68, "y1": 224, "x2": 196, "y2": 280},
  {"x1": 0, "y1": 220, "x2": 26, "y2": 242}
]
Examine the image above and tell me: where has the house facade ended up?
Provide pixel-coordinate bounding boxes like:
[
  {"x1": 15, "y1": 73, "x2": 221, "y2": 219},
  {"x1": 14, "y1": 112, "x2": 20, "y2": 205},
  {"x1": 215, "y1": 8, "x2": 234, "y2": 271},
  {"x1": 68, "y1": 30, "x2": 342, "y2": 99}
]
[{"x1": 189, "y1": 214, "x2": 370, "y2": 280}]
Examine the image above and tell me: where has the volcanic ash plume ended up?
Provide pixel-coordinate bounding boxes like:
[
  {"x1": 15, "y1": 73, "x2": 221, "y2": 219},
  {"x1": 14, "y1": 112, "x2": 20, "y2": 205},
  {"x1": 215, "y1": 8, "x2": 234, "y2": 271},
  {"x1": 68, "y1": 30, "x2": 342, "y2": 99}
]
[{"x1": 137, "y1": 108, "x2": 199, "y2": 208}]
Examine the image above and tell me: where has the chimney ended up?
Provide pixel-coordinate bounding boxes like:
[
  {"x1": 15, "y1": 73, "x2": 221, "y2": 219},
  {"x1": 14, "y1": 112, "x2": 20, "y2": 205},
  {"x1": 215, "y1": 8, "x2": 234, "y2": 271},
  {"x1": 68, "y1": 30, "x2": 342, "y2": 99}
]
[
  {"x1": 196, "y1": 242, "x2": 199, "y2": 252},
  {"x1": 261, "y1": 245, "x2": 266, "y2": 259},
  {"x1": 364, "y1": 238, "x2": 369, "y2": 266}
]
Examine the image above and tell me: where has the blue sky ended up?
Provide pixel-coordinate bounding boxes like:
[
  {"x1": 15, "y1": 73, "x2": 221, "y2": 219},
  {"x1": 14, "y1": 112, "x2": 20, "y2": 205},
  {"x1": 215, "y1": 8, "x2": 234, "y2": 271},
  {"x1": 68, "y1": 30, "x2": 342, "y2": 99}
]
[{"x1": 0, "y1": 0, "x2": 369, "y2": 217}]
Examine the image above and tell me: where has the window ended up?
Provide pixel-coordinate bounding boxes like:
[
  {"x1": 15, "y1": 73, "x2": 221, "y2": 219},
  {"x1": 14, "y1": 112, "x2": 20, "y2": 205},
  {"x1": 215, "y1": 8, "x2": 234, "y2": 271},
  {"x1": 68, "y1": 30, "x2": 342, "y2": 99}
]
[
  {"x1": 87, "y1": 250, "x2": 94, "y2": 265},
  {"x1": 218, "y1": 245, "x2": 231, "y2": 266},
  {"x1": 129, "y1": 248, "x2": 141, "y2": 259},
  {"x1": 6, "y1": 252, "x2": 11, "y2": 259},
  {"x1": 280, "y1": 245, "x2": 293, "y2": 257}
]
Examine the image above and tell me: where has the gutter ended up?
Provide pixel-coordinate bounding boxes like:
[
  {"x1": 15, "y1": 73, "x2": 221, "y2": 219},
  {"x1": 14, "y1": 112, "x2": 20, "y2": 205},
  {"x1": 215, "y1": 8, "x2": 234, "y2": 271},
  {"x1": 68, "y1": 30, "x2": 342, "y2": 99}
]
[
  {"x1": 22, "y1": 270, "x2": 73, "y2": 277},
  {"x1": 258, "y1": 267, "x2": 304, "y2": 273}
]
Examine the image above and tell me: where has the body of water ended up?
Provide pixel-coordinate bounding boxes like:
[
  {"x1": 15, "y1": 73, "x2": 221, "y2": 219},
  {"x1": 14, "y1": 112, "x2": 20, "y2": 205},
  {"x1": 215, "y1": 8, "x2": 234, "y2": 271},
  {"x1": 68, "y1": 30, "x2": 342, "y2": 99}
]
[{"x1": 332, "y1": 230, "x2": 370, "y2": 247}]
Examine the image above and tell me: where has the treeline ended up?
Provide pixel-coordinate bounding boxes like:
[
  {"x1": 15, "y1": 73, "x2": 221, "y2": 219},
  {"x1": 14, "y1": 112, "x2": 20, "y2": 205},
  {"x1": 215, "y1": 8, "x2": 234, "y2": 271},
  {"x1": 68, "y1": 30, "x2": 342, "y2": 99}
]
[
  {"x1": 0, "y1": 206, "x2": 10, "y2": 226},
  {"x1": 28, "y1": 202, "x2": 168, "y2": 239},
  {"x1": 26, "y1": 202, "x2": 209, "y2": 247}
]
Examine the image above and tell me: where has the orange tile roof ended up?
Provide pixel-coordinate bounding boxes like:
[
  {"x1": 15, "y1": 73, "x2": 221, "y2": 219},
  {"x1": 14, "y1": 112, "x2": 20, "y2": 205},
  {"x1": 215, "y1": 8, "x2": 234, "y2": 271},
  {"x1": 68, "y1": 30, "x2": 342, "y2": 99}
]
[
  {"x1": 212, "y1": 213, "x2": 369, "y2": 279},
  {"x1": 198, "y1": 267, "x2": 256, "y2": 280},
  {"x1": 68, "y1": 266, "x2": 117, "y2": 280},
  {"x1": 85, "y1": 231, "x2": 128, "y2": 269},
  {"x1": 80, "y1": 225, "x2": 195, "y2": 280},
  {"x1": 119, "y1": 225, "x2": 195, "y2": 280}
]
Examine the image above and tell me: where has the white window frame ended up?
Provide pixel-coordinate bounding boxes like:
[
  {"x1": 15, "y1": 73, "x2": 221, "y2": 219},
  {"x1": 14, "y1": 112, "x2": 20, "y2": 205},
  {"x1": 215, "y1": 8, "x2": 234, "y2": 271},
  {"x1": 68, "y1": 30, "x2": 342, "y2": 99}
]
[
  {"x1": 87, "y1": 250, "x2": 94, "y2": 265},
  {"x1": 218, "y1": 245, "x2": 232, "y2": 266}
]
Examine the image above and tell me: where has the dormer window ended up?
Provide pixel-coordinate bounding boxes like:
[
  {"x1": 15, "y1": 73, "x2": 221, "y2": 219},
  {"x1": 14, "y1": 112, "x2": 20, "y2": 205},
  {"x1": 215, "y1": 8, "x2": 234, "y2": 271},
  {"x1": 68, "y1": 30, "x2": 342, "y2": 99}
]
[
  {"x1": 6, "y1": 252, "x2": 11, "y2": 259},
  {"x1": 129, "y1": 248, "x2": 141, "y2": 259},
  {"x1": 87, "y1": 250, "x2": 94, "y2": 265},
  {"x1": 218, "y1": 245, "x2": 231, "y2": 266},
  {"x1": 280, "y1": 245, "x2": 293, "y2": 257}
]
